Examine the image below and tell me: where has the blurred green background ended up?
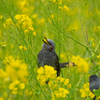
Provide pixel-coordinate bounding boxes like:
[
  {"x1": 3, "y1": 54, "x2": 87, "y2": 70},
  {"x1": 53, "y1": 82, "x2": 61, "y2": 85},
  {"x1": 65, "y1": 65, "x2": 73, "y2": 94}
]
[{"x1": 0, "y1": 0, "x2": 100, "y2": 100}]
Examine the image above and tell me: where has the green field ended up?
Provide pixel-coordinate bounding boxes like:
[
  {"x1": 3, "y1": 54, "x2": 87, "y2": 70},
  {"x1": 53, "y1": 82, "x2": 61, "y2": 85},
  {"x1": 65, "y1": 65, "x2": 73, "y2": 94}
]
[{"x1": 0, "y1": 0, "x2": 100, "y2": 100}]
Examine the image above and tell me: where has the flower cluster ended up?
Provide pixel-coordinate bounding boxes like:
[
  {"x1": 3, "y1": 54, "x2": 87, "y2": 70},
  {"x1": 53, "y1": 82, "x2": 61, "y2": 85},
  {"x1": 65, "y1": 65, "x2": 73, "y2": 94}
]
[
  {"x1": 80, "y1": 83, "x2": 95, "y2": 99},
  {"x1": 49, "y1": 77, "x2": 71, "y2": 100},
  {"x1": 15, "y1": 14, "x2": 35, "y2": 33},
  {"x1": 54, "y1": 88, "x2": 69, "y2": 98},
  {"x1": 17, "y1": 0, "x2": 34, "y2": 15},
  {"x1": 59, "y1": 5, "x2": 69, "y2": 12},
  {"x1": 37, "y1": 65, "x2": 57, "y2": 85},
  {"x1": 4, "y1": 57, "x2": 28, "y2": 82},
  {"x1": 67, "y1": 27, "x2": 77, "y2": 33},
  {"x1": 3, "y1": 18, "x2": 14, "y2": 28},
  {"x1": 19, "y1": 45, "x2": 27, "y2": 50},
  {"x1": 9, "y1": 80, "x2": 25, "y2": 94},
  {"x1": 71, "y1": 55, "x2": 89, "y2": 73},
  {"x1": 37, "y1": 65, "x2": 71, "y2": 100},
  {"x1": 0, "y1": 56, "x2": 28, "y2": 99}
]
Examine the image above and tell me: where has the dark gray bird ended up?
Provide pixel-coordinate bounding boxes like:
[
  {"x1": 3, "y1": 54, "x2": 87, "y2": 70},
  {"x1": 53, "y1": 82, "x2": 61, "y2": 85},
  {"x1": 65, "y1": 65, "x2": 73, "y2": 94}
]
[
  {"x1": 37, "y1": 37, "x2": 76, "y2": 77},
  {"x1": 89, "y1": 75, "x2": 100, "y2": 100},
  {"x1": 37, "y1": 37, "x2": 60, "y2": 76}
]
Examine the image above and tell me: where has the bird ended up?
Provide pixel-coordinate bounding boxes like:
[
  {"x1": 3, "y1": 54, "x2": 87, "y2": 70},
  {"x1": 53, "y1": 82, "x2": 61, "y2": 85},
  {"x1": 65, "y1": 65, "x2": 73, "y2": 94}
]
[
  {"x1": 37, "y1": 37, "x2": 60, "y2": 77},
  {"x1": 37, "y1": 37, "x2": 76, "y2": 77},
  {"x1": 89, "y1": 74, "x2": 100, "y2": 100}
]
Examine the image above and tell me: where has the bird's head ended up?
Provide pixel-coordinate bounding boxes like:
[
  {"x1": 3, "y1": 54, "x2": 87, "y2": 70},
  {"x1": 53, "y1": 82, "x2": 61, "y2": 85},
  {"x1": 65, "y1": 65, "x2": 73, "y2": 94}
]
[
  {"x1": 89, "y1": 75, "x2": 99, "y2": 83},
  {"x1": 42, "y1": 37, "x2": 55, "y2": 52}
]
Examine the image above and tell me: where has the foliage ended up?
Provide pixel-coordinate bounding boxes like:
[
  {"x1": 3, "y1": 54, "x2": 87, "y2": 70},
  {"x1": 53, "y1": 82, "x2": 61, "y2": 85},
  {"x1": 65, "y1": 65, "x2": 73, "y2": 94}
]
[{"x1": 0, "y1": 0, "x2": 100, "y2": 99}]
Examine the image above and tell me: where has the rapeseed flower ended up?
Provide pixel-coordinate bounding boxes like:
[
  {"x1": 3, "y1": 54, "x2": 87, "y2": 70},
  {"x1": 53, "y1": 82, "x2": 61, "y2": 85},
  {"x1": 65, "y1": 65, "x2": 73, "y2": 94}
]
[
  {"x1": 44, "y1": 65, "x2": 57, "y2": 79},
  {"x1": 19, "y1": 83, "x2": 25, "y2": 89},
  {"x1": 60, "y1": 52, "x2": 67, "y2": 61},
  {"x1": 59, "y1": 5, "x2": 69, "y2": 12},
  {"x1": 19, "y1": 45, "x2": 23, "y2": 50},
  {"x1": 0, "y1": 15, "x2": 3, "y2": 19},
  {"x1": 33, "y1": 31, "x2": 36, "y2": 36},
  {"x1": 80, "y1": 83, "x2": 95, "y2": 99},
  {"x1": 32, "y1": 14, "x2": 38, "y2": 19},
  {"x1": 15, "y1": 14, "x2": 36, "y2": 34},
  {"x1": 37, "y1": 65, "x2": 57, "y2": 85},
  {"x1": 0, "y1": 97, "x2": 4, "y2": 100},
  {"x1": 3, "y1": 18, "x2": 14, "y2": 28},
  {"x1": 55, "y1": 88, "x2": 69, "y2": 98},
  {"x1": 97, "y1": 54, "x2": 100, "y2": 58},
  {"x1": 9, "y1": 80, "x2": 20, "y2": 94},
  {"x1": 71, "y1": 55, "x2": 89, "y2": 73},
  {"x1": 17, "y1": 0, "x2": 34, "y2": 15},
  {"x1": 9, "y1": 80, "x2": 25, "y2": 94},
  {"x1": 3, "y1": 56, "x2": 28, "y2": 82},
  {"x1": 0, "y1": 69, "x2": 6, "y2": 78}
]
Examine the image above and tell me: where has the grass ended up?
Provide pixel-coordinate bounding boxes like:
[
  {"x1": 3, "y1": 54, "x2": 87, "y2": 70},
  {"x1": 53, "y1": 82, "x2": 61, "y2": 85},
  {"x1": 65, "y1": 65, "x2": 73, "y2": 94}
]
[{"x1": 0, "y1": 0, "x2": 100, "y2": 100}]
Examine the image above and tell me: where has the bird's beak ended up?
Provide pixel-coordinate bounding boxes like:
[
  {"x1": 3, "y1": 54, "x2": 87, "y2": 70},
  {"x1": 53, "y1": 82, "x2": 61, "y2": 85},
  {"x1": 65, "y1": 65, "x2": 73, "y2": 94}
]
[{"x1": 43, "y1": 37, "x2": 49, "y2": 44}]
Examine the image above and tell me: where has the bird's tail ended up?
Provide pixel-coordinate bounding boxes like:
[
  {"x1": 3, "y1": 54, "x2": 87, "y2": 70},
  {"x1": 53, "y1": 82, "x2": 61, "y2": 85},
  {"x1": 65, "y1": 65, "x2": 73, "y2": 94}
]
[{"x1": 60, "y1": 62, "x2": 76, "y2": 68}]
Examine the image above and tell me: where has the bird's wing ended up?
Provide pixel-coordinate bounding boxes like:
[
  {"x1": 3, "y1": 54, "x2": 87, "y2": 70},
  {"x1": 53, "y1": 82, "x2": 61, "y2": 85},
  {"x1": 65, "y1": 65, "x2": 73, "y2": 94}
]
[
  {"x1": 89, "y1": 81, "x2": 100, "y2": 92},
  {"x1": 53, "y1": 52, "x2": 60, "y2": 77},
  {"x1": 37, "y1": 51, "x2": 42, "y2": 68}
]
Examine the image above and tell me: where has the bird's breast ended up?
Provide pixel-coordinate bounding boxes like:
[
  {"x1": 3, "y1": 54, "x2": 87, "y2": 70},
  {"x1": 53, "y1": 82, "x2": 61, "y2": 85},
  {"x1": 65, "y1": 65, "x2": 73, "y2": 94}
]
[{"x1": 38, "y1": 50, "x2": 57, "y2": 69}]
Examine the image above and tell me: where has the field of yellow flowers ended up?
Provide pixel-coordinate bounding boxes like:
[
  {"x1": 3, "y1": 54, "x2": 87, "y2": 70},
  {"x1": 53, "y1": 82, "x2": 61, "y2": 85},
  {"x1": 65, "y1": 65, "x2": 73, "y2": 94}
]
[{"x1": 0, "y1": 0, "x2": 100, "y2": 100}]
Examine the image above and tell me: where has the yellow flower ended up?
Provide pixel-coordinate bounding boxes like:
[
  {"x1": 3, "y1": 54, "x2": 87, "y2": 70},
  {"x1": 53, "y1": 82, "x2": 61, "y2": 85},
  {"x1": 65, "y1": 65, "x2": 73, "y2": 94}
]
[
  {"x1": 15, "y1": 14, "x2": 21, "y2": 19},
  {"x1": 64, "y1": 5, "x2": 69, "y2": 11},
  {"x1": 60, "y1": 78, "x2": 65, "y2": 82},
  {"x1": 23, "y1": 47, "x2": 27, "y2": 50},
  {"x1": 19, "y1": 83, "x2": 25, "y2": 89},
  {"x1": 98, "y1": 96, "x2": 100, "y2": 100},
  {"x1": 29, "y1": 27, "x2": 34, "y2": 31},
  {"x1": 97, "y1": 54, "x2": 100, "y2": 58},
  {"x1": 0, "y1": 15, "x2": 3, "y2": 19},
  {"x1": 50, "y1": 14, "x2": 54, "y2": 19},
  {"x1": 9, "y1": 80, "x2": 20, "y2": 90},
  {"x1": 33, "y1": 31, "x2": 36, "y2": 36},
  {"x1": 89, "y1": 92, "x2": 95, "y2": 98},
  {"x1": 12, "y1": 88, "x2": 18, "y2": 94},
  {"x1": 44, "y1": 65, "x2": 57, "y2": 79},
  {"x1": 0, "y1": 69, "x2": 6, "y2": 78},
  {"x1": 59, "y1": 88, "x2": 69, "y2": 98},
  {"x1": 37, "y1": 18, "x2": 45, "y2": 25},
  {"x1": 5, "y1": 56, "x2": 28, "y2": 82},
  {"x1": 81, "y1": 91, "x2": 87, "y2": 98},
  {"x1": 80, "y1": 83, "x2": 94, "y2": 98},
  {"x1": 32, "y1": 14, "x2": 37, "y2": 19},
  {"x1": 71, "y1": 55, "x2": 89, "y2": 73},
  {"x1": 48, "y1": 81, "x2": 53, "y2": 87},
  {"x1": 15, "y1": 14, "x2": 33, "y2": 32},
  {"x1": 60, "y1": 53, "x2": 67, "y2": 61},
  {"x1": 37, "y1": 67, "x2": 44, "y2": 75},
  {"x1": 55, "y1": 91, "x2": 61, "y2": 98},
  {"x1": 64, "y1": 79, "x2": 69, "y2": 85},
  {"x1": 52, "y1": 93, "x2": 55, "y2": 100},
  {"x1": 3, "y1": 18, "x2": 14, "y2": 28},
  {"x1": 0, "y1": 97, "x2": 4, "y2": 100},
  {"x1": 24, "y1": 30, "x2": 28, "y2": 33},
  {"x1": 55, "y1": 88, "x2": 69, "y2": 98},
  {"x1": 19, "y1": 45, "x2": 23, "y2": 50},
  {"x1": 56, "y1": 76, "x2": 60, "y2": 80},
  {"x1": 67, "y1": 84, "x2": 71, "y2": 88}
]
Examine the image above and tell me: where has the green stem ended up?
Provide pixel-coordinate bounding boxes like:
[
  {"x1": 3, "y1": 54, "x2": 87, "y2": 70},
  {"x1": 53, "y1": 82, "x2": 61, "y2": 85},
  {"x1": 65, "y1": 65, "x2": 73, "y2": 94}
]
[{"x1": 76, "y1": 73, "x2": 84, "y2": 87}]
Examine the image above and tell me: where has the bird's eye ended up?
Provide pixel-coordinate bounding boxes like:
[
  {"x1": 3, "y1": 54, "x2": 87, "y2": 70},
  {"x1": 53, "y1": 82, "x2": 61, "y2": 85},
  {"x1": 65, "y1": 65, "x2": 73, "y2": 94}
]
[{"x1": 49, "y1": 42, "x2": 52, "y2": 45}]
